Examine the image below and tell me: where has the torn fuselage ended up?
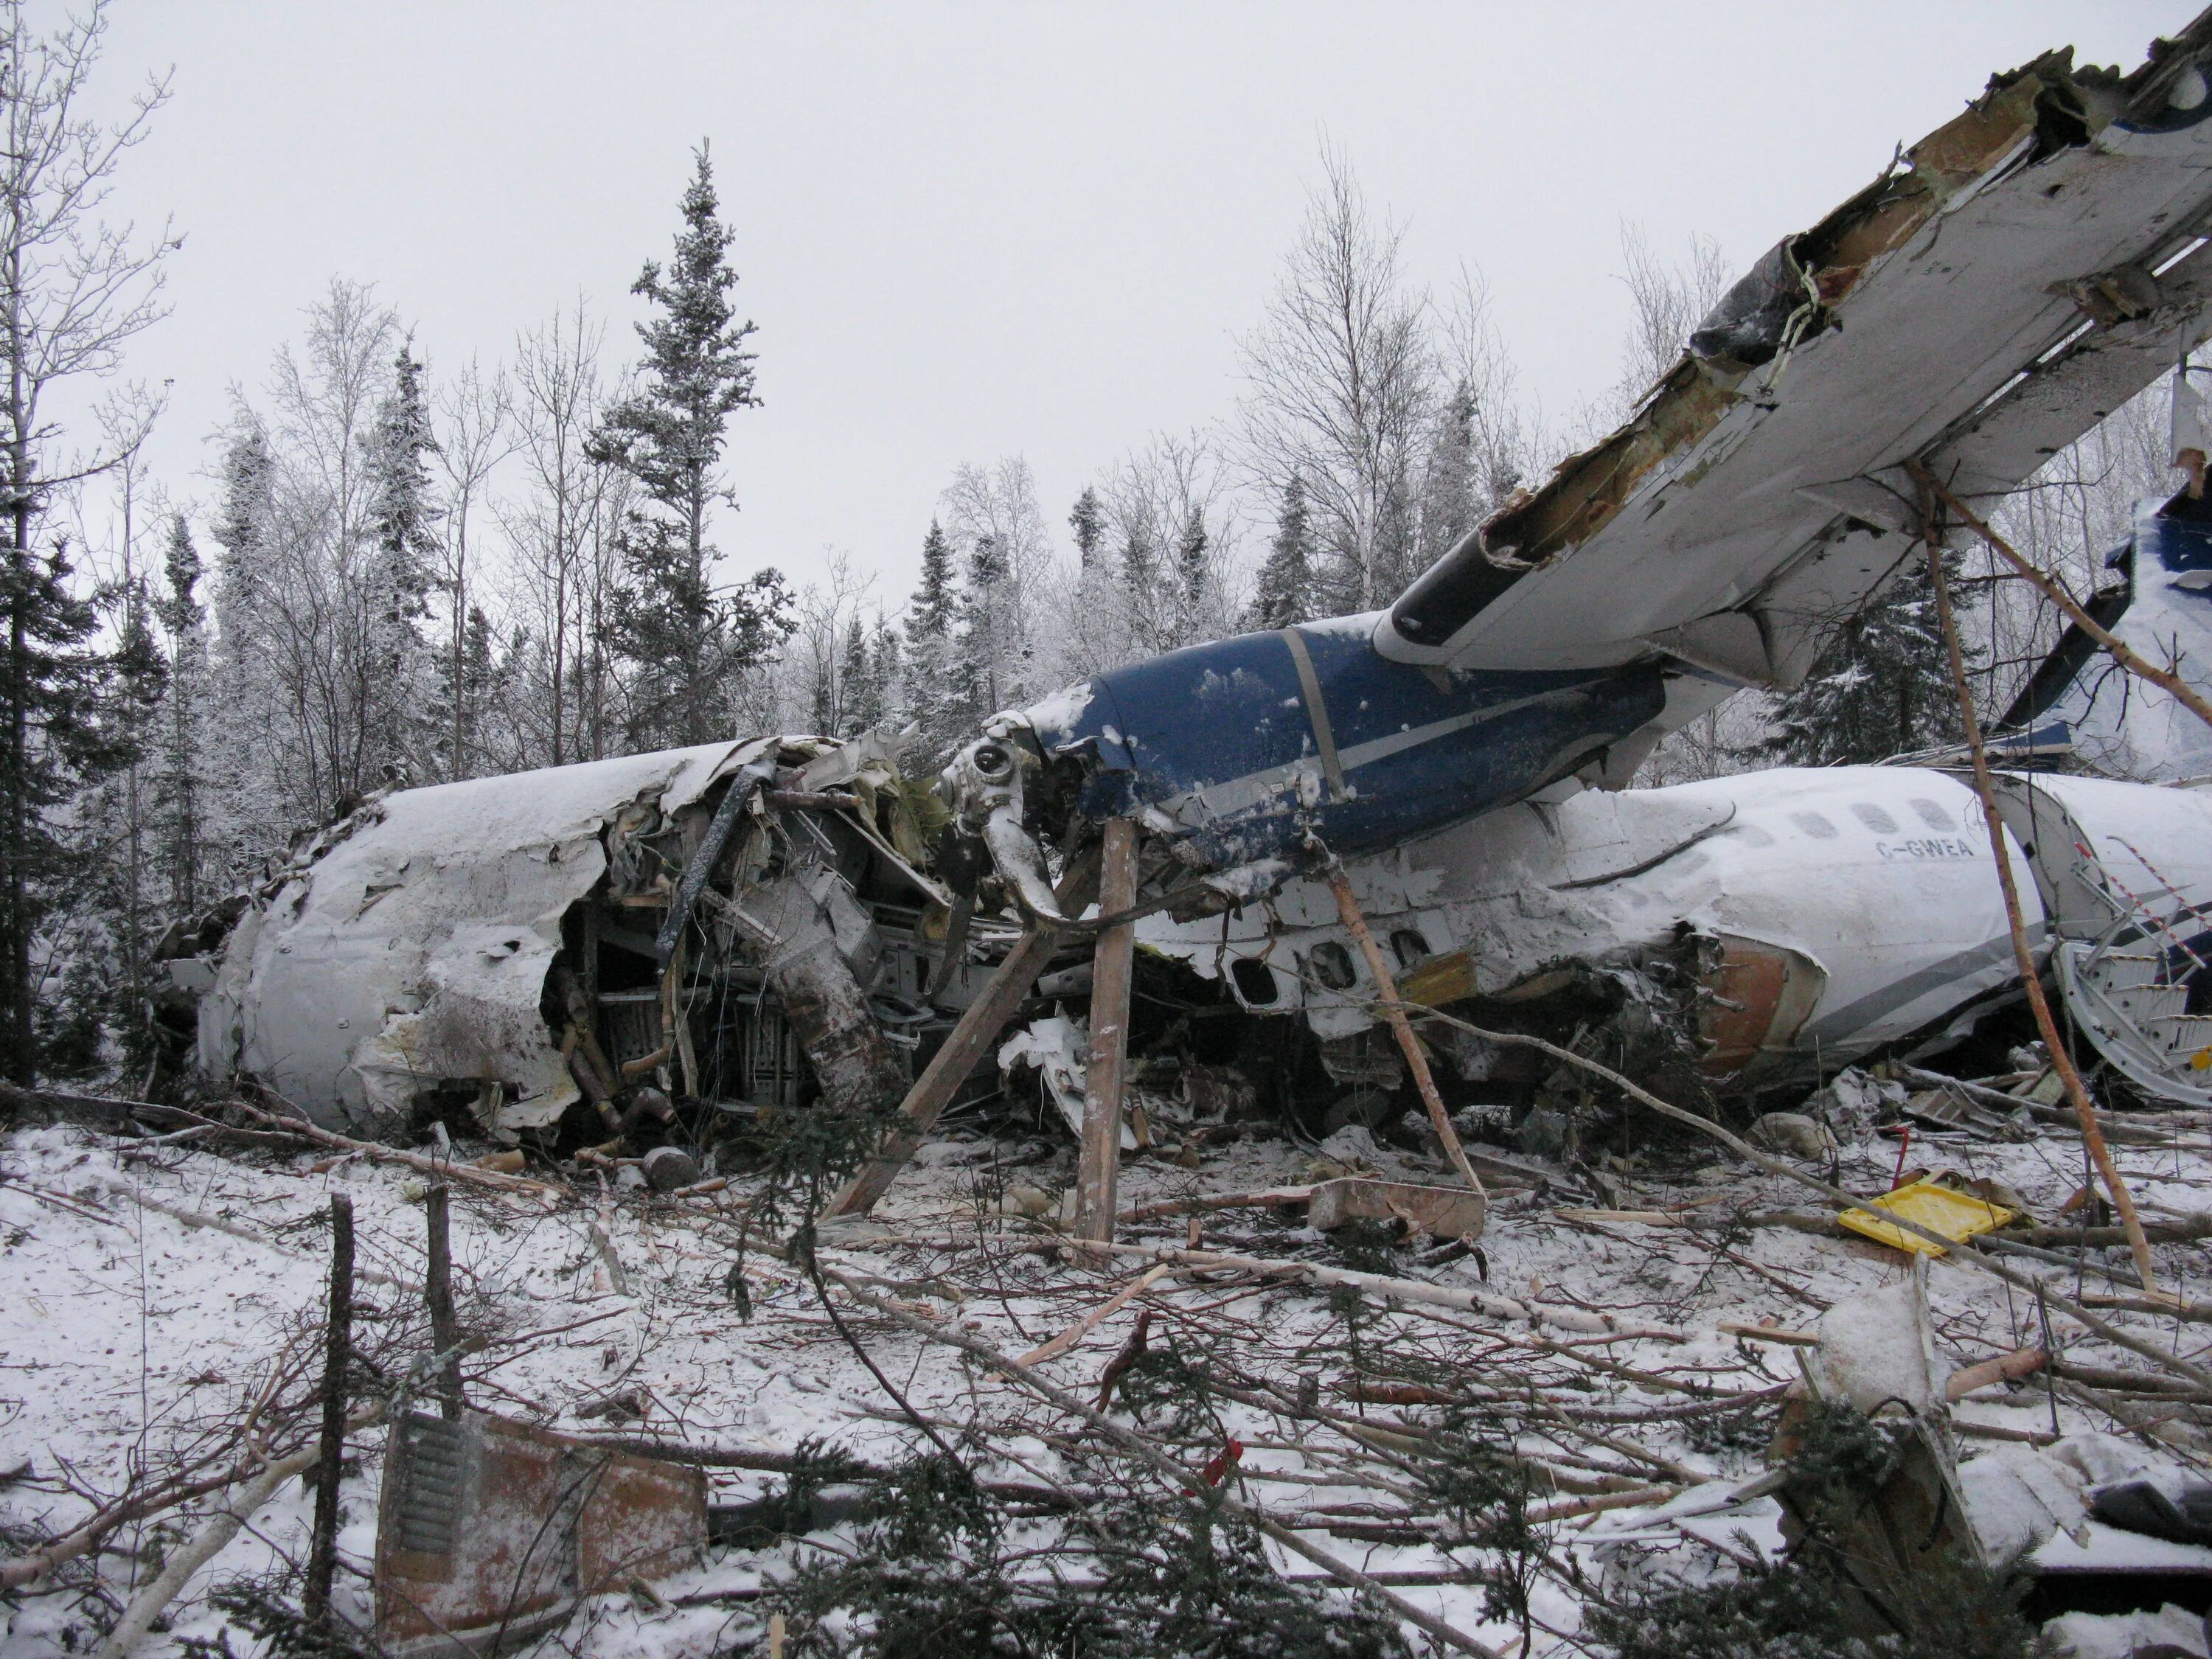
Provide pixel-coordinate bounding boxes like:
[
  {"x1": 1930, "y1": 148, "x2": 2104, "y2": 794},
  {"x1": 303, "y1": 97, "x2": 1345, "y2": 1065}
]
[
  {"x1": 1130, "y1": 762, "x2": 2212, "y2": 1105},
  {"x1": 180, "y1": 734, "x2": 967, "y2": 1142}
]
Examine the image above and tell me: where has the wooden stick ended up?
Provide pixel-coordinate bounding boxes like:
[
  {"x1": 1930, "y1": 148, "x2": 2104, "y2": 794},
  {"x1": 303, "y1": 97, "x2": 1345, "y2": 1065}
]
[
  {"x1": 425, "y1": 1184, "x2": 463, "y2": 1419},
  {"x1": 226, "y1": 1098, "x2": 557, "y2": 1197},
  {"x1": 1018, "y1": 1264, "x2": 1171, "y2": 1366},
  {"x1": 1322, "y1": 862, "x2": 1484, "y2": 1199},
  {"x1": 1119, "y1": 1186, "x2": 1316, "y2": 1224},
  {"x1": 1946, "y1": 1345, "x2": 2048, "y2": 1400},
  {"x1": 825, "y1": 925, "x2": 1062, "y2": 1218},
  {"x1": 1074, "y1": 819, "x2": 1138, "y2": 1242},
  {"x1": 1718, "y1": 1321, "x2": 1818, "y2": 1347},
  {"x1": 1921, "y1": 505, "x2": 2160, "y2": 1293},
  {"x1": 302, "y1": 1193, "x2": 354, "y2": 1623},
  {"x1": 1912, "y1": 462, "x2": 2212, "y2": 736}
]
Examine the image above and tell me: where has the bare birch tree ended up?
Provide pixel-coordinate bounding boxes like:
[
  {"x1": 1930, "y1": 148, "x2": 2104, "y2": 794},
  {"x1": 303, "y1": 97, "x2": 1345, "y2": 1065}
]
[{"x1": 1237, "y1": 143, "x2": 1432, "y2": 614}]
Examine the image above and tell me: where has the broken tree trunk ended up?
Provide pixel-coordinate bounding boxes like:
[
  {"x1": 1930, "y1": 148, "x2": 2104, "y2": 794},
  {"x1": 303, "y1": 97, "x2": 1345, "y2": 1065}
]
[
  {"x1": 826, "y1": 926, "x2": 1062, "y2": 1218},
  {"x1": 1324, "y1": 861, "x2": 1485, "y2": 1199},
  {"x1": 425, "y1": 1184, "x2": 464, "y2": 1419},
  {"x1": 1924, "y1": 509, "x2": 2160, "y2": 1293},
  {"x1": 303, "y1": 1192, "x2": 354, "y2": 1624},
  {"x1": 1914, "y1": 463, "x2": 2212, "y2": 737},
  {"x1": 1074, "y1": 818, "x2": 1138, "y2": 1242}
]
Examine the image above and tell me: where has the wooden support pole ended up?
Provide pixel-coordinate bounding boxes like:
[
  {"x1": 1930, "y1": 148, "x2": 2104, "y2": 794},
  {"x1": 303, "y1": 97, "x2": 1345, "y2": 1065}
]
[
  {"x1": 1324, "y1": 863, "x2": 1486, "y2": 1199},
  {"x1": 424, "y1": 1184, "x2": 464, "y2": 1419},
  {"x1": 1911, "y1": 461, "x2": 2212, "y2": 736},
  {"x1": 303, "y1": 1192, "x2": 354, "y2": 1624},
  {"x1": 825, "y1": 926, "x2": 1063, "y2": 1218},
  {"x1": 1923, "y1": 505, "x2": 2160, "y2": 1293},
  {"x1": 1074, "y1": 819, "x2": 1138, "y2": 1242}
]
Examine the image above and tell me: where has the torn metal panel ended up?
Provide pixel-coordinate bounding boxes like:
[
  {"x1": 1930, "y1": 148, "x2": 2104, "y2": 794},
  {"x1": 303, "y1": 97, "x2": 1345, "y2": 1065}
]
[
  {"x1": 374, "y1": 1408, "x2": 705, "y2": 1658},
  {"x1": 205, "y1": 740, "x2": 762, "y2": 1136},
  {"x1": 1376, "y1": 24, "x2": 2212, "y2": 690},
  {"x1": 1138, "y1": 765, "x2": 2042, "y2": 1084}
]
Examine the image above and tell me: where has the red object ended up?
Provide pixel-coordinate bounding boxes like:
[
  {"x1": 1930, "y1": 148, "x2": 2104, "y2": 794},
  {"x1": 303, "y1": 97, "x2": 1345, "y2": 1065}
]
[
  {"x1": 1195, "y1": 1437, "x2": 1245, "y2": 1489},
  {"x1": 1892, "y1": 1126, "x2": 1912, "y2": 1189}
]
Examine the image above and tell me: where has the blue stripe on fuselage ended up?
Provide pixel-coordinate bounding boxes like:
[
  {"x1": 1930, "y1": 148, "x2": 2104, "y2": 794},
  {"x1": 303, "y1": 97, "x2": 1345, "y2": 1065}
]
[{"x1": 1024, "y1": 619, "x2": 1665, "y2": 869}]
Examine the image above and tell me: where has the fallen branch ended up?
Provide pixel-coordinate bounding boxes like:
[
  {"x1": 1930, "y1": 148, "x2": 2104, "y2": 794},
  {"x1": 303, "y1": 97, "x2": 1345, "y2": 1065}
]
[
  {"x1": 1019, "y1": 1265, "x2": 1171, "y2": 1366},
  {"x1": 1118, "y1": 1188, "x2": 1315, "y2": 1225},
  {"x1": 226, "y1": 1099, "x2": 560, "y2": 1197},
  {"x1": 80, "y1": 1401, "x2": 385, "y2": 1655},
  {"x1": 1400, "y1": 1001, "x2": 2212, "y2": 1393},
  {"x1": 813, "y1": 1264, "x2": 1506, "y2": 1659},
  {"x1": 1922, "y1": 494, "x2": 2158, "y2": 1291},
  {"x1": 1059, "y1": 1238, "x2": 1687, "y2": 1341}
]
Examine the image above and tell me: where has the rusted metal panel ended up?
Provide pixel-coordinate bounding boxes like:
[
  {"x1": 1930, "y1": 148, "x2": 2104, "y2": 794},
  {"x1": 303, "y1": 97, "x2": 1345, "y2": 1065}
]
[{"x1": 375, "y1": 1410, "x2": 705, "y2": 1658}]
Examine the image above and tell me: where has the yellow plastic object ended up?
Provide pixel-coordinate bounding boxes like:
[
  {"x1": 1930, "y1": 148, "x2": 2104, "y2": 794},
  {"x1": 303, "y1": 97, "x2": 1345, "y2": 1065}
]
[{"x1": 1840, "y1": 1176, "x2": 2017, "y2": 1257}]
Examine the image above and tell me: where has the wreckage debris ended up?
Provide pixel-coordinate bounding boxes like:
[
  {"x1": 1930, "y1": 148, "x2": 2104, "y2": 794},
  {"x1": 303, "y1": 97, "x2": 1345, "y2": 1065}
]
[{"x1": 375, "y1": 1410, "x2": 706, "y2": 1658}]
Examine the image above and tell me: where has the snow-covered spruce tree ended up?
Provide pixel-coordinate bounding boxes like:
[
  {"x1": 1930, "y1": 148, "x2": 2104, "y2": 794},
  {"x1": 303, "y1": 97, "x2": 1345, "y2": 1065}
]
[
  {"x1": 1069, "y1": 485, "x2": 1105, "y2": 571},
  {"x1": 1175, "y1": 505, "x2": 1209, "y2": 623},
  {"x1": 54, "y1": 560, "x2": 167, "y2": 1078},
  {"x1": 361, "y1": 341, "x2": 442, "y2": 788},
  {"x1": 591, "y1": 142, "x2": 790, "y2": 751},
  {"x1": 0, "y1": 0, "x2": 178, "y2": 1081},
  {"x1": 956, "y1": 532, "x2": 1009, "y2": 726},
  {"x1": 901, "y1": 520, "x2": 964, "y2": 760},
  {"x1": 153, "y1": 514, "x2": 209, "y2": 918},
  {"x1": 1761, "y1": 551, "x2": 1966, "y2": 765},
  {"x1": 1249, "y1": 473, "x2": 1315, "y2": 630}
]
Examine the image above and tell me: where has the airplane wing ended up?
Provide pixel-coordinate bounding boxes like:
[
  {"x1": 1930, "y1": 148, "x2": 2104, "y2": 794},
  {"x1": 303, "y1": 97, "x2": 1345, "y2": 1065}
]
[{"x1": 1376, "y1": 18, "x2": 2212, "y2": 692}]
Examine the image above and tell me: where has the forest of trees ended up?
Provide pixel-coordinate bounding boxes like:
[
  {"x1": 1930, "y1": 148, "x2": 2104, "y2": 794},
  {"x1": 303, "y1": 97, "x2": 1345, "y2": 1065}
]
[{"x1": 0, "y1": 6, "x2": 2183, "y2": 1082}]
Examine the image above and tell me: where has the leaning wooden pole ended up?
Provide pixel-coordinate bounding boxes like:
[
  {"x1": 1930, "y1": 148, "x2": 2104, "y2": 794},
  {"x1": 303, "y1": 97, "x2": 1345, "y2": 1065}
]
[
  {"x1": 424, "y1": 1184, "x2": 465, "y2": 1419},
  {"x1": 1911, "y1": 461, "x2": 2212, "y2": 736},
  {"x1": 826, "y1": 926, "x2": 1062, "y2": 1218},
  {"x1": 1074, "y1": 820, "x2": 1139, "y2": 1242},
  {"x1": 302, "y1": 1191, "x2": 354, "y2": 1624},
  {"x1": 1923, "y1": 498, "x2": 2160, "y2": 1293},
  {"x1": 1323, "y1": 860, "x2": 1486, "y2": 1200}
]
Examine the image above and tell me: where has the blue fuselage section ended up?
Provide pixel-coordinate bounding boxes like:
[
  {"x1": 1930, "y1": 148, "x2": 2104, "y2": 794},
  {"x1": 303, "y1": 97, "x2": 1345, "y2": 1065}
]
[{"x1": 1023, "y1": 614, "x2": 1666, "y2": 870}]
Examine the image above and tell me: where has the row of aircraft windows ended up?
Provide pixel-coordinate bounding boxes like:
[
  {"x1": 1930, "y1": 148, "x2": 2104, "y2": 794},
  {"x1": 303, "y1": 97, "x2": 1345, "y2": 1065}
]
[{"x1": 1785, "y1": 798, "x2": 1958, "y2": 841}]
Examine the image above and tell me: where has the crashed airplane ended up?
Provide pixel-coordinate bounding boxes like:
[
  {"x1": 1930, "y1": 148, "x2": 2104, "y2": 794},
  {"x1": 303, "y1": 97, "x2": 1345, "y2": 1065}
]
[{"x1": 175, "y1": 17, "x2": 2212, "y2": 1158}]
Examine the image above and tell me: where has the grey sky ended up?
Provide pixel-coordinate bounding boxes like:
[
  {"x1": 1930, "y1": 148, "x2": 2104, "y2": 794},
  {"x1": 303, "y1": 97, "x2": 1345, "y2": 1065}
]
[{"x1": 94, "y1": 1, "x2": 2181, "y2": 606}]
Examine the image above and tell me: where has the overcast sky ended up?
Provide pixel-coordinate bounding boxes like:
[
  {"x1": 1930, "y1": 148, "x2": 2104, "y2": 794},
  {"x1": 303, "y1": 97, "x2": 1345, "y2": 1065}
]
[{"x1": 88, "y1": 1, "x2": 2185, "y2": 606}]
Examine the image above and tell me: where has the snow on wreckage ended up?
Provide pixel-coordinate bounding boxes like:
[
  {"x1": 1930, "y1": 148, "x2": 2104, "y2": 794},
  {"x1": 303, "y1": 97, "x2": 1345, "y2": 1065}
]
[
  {"x1": 179, "y1": 733, "x2": 947, "y2": 1147},
  {"x1": 167, "y1": 6, "x2": 2212, "y2": 1172},
  {"x1": 65, "y1": 18, "x2": 2212, "y2": 1655}
]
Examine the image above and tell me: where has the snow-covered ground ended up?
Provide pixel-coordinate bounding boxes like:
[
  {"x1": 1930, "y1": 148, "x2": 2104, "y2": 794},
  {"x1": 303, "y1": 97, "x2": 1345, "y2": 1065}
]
[{"x1": 4, "y1": 1091, "x2": 2211, "y2": 1657}]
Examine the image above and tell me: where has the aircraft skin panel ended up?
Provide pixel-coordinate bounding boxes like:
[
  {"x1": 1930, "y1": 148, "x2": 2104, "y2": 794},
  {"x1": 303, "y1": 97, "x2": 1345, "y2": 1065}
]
[
  {"x1": 1376, "y1": 28, "x2": 2212, "y2": 686},
  {"x1": 1026, "y1": 619, "x2": 1665, "y2": 870},
  {"x1": 1135, "y1": 766, "x2": 2051, "y2": 1072}
]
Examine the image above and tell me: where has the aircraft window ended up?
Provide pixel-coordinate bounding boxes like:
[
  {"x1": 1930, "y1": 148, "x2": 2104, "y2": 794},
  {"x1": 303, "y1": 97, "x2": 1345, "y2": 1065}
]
[
  {"x1": 1730, "y1": 824, "x2": 1776, "y2": 848},
  {"x1": 1307, "y1": 941, "x2": 1359, "y2": 991},
  {"x1": 1390, "y1": 928, "x2": 1430, "y2": 968},
  {"x1": 1851, "y1": 803, "x2": 1900, "y2": 834},
  {"x1": 1231, "y1": 956, "x2": 1280, "y2": 1006},
  {"x1": 1909, "y1": 798, "x2": 1956, "y2": 831},
  {"x1": 1790, "y1": 812, "x2": 1838, "y2": 840}
]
